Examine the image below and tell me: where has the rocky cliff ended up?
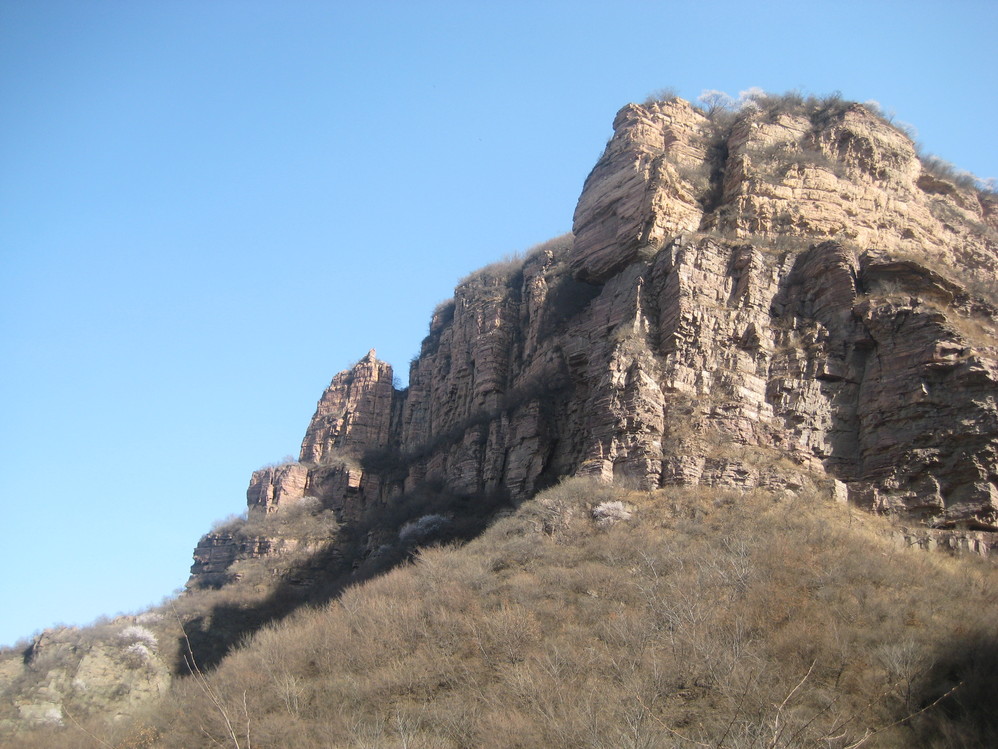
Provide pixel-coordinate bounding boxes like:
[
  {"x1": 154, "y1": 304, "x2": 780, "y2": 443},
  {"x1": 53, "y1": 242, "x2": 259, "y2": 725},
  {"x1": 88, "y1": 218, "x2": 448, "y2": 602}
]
[
  {"x1": 189, "y1": 94, "x2": 996, "y2": 592},
  {"x1": 4, "y1": 91, "x2": 996, "y2": 740}
]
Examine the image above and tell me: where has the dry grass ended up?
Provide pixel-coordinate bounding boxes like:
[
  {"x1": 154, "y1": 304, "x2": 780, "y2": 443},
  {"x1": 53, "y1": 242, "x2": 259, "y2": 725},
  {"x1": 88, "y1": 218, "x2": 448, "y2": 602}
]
[
  {"x1": 457, "y1": 232, "x2": 573, "y2": 287},
  {"x1": 18, "y1": 478, "x2": 996, "y2": 748}
]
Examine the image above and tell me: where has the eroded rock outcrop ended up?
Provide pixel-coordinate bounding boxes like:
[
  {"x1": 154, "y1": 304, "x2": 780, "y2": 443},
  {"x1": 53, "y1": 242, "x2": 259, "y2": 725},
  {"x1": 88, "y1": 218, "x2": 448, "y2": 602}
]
[
  {"x1": 571, "y1": 99, "x2": 712, "y2": 282},
  {"x1": 246, "y1": 461, "x2": 308, "y2": 516},
  {"x1": 299, "y1": 349, "x2": 396, "y2": 465},
  {"x1": 0, "y1": 617, "x2": 172, "y2": 736},
  {"x1": 189, "y1": 94, "x2": 998, "y2": 592}
]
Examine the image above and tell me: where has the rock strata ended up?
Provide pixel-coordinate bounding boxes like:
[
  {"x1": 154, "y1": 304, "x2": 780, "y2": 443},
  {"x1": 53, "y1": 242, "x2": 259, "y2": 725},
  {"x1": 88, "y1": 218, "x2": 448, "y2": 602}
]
[
  {"x1": 189, "y1": 94, "x2": 998, "y2": 590},
  {"x1": 9, "y1": 91, "x2": 996, "y2": 741},
  {"x1": 299, "y1": 349, "x2": 396, "y2": 465},
  {"x1": 246, "y1": 462, "x2": 308, "y2": 517}
]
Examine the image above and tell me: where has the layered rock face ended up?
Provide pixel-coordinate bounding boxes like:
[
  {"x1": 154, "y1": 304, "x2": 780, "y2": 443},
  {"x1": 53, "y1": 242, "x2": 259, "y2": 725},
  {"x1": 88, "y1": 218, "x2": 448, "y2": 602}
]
[
  {"x1": 189, "y1": 95, "x2": 998, "y2": 587},
  {"x1": 299, "y1": 349, "x2": 396, "y2": 465},
  {"x1": 246, "y1": 462, "x2": 309, "y2": 517}
]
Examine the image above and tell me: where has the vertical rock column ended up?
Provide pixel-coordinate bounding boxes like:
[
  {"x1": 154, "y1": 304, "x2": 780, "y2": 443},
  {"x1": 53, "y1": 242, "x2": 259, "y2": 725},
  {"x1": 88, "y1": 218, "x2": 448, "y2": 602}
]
[
  {"x1": 298, "y1": 350, "x2": 397, "y2": 519},
  {"x1": 299, "y1": 349, "x2": 396, "y2": 464}
]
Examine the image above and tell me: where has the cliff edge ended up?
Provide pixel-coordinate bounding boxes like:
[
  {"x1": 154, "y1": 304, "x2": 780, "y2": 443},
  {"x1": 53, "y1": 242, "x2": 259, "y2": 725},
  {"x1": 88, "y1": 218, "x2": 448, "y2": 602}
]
[{"x1": 192, "y1": 95, "x2": 997, "y2": 594}]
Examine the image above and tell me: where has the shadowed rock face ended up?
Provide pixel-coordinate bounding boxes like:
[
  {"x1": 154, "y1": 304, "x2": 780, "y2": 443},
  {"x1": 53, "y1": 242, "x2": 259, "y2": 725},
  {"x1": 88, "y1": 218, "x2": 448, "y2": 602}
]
[{"x1": 190, "y1": 96, "x2": 998, "y2": 589}]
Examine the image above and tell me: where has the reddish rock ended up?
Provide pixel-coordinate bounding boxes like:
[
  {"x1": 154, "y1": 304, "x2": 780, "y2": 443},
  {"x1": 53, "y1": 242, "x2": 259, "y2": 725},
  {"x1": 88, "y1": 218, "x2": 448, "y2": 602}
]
[
  {"x1": 246, "y1": 462, "x2": 308, "y2": 517},
  {"x1": 299, "y1": 349, "x2": 396, "y2": 465},
  {"x1": 190, "y1": 95, "x2": 998, "y2": 588}
]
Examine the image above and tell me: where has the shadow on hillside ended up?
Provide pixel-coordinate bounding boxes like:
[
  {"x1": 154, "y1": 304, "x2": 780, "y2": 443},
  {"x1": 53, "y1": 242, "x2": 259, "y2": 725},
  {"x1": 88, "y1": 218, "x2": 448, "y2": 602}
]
[
  {"x1": 176, "y1": 486, "x2": 513, "y2": 673},
  {"x1": 905, "y1": 631, "x2": 998, "y2": 746}
]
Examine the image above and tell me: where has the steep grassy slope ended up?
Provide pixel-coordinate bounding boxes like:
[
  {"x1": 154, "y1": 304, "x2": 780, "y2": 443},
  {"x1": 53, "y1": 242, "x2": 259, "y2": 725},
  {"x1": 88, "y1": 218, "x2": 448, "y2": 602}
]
[{"x1": 17, "y1": 480, "x2": 997, "y2": 748}]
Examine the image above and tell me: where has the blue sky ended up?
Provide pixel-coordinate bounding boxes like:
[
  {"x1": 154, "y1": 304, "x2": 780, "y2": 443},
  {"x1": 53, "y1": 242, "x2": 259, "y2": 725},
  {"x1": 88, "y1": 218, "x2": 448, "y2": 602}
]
[{"x1": 1, "y1": 0, "x2": 996, "y2": 647}]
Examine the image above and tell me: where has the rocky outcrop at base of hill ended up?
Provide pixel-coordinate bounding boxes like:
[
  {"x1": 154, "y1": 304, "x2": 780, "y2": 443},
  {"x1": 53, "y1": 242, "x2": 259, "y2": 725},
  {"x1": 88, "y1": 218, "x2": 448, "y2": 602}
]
[{"x1": 0, "y1": 616, "x2": 172, "y2": 735}]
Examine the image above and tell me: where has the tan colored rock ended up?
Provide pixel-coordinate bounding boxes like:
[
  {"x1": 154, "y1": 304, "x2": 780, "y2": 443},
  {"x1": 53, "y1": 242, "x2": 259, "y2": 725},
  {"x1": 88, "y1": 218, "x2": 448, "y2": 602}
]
[
  {"x1": 246, "y1": 461, "x2": 308, "y2": 516},
  {"x1": 191, "y1": 94, "x2": 998, "y2": 590},
  {"x1": 189, "y1": 529, "x2": 266, "y2": 585},
  {"x1": 713, "y1": 103, "x2": 998, "y2": 282},
  {"x1": 570, "y1": 100, "x2": 712, "y2": 282},
  {"x1": 294, "y1": 95, "x2": 994, "y2": 530},
  {"x1": 0, "y1": 619, "x2": 171, "y2": 737},
  {"x1": 16, "y1": 701, "x2": 62, "y2": 726},
  {"x1": 894, "y1": 526, "x2": 995, "y2": 555},
  {"x1": 299, "y1": 349, "x2": 396, "y2": 465}
]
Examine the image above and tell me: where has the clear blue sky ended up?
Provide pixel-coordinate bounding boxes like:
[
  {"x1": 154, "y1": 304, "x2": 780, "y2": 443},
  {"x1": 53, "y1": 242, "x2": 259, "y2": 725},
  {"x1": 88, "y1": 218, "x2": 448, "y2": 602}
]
[{"x1": 2, "y1": 0, "x2": 995, "y2": 647}]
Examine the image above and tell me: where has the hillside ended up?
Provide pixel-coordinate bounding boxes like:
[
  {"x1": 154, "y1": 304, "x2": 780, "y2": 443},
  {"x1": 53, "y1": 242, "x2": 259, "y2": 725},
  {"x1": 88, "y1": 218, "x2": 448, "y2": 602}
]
[
  {"x1": 9, "y1": 481, "x2": 998, "y2": 748},
  {"x1": 1, "y1": 91, "x2": 997, "y2": 746}
]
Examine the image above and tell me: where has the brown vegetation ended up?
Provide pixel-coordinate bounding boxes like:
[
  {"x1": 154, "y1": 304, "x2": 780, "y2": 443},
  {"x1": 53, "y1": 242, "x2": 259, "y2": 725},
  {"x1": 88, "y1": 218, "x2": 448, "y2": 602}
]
[
  {"x1": 13, "y1": 479, "x2": 996, "y2": 748},
  {"x1": 688, "y1": 88, "x2": 993, "y2": 198},
  {"x1": 457, "y1": 232, "x2": 573, "y2": 287}
]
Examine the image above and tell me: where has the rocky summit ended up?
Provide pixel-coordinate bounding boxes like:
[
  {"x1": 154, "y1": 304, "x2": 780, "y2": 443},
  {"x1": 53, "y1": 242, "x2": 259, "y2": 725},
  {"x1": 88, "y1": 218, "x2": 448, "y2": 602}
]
[
  {"x1": 3, "y1": 92, "x2": 997, "y2": 738},
  {"x1": 190, "y1": 93, "x2": 998, "y2": 591}
]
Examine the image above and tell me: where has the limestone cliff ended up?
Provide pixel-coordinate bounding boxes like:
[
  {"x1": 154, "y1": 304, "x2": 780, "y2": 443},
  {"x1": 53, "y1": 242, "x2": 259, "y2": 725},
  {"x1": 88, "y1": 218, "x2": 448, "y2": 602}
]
[{"x1": 187, "y1": 93, "x2": 998, "y2": 591}]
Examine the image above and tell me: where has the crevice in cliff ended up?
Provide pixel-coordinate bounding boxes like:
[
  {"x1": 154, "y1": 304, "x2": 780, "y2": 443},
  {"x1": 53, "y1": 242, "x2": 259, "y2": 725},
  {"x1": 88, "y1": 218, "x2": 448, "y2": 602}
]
[{"x1": 698, "y1": 123, "x2": 730, "y2": 217}]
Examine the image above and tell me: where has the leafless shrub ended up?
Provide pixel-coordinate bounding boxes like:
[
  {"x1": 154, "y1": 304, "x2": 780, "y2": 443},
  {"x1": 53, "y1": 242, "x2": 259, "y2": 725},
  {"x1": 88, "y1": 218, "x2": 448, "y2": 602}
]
[
  {"x1": 458, "y1": 252, "x2": 527, "y2": 286},
  {"x1": 398, "y1": 513, "x2": 450, "y2": 545},
  {"x1": 256, "y1": 455, "x2": 299, "y2": 471},
  {"x1": 456, "y1": 232, "x2": 574, "y2": 290},
  {"x1": 524, "y1": 231, "x2": 573, "y2": 260},
  {"x1": 697, "y1": 88, "x2": 736, "y2": 117},
  {"x1": 316, "y1": 447, "x2": 361, "y2": 472},
  {"x1": 429, "y1": 297, "x2": 455, "y2": 325},
  {"x1": 920, "y1": 153, "x2": 982, "y2": 191},
  {"x1": 591, "y1": 500, "x2": 632, "y2": 527},
  {"x1": 643, "y1": 86, "x2": 679, "y2": 105}
]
